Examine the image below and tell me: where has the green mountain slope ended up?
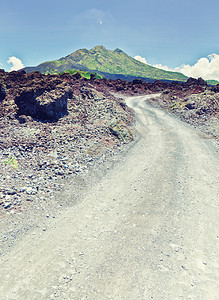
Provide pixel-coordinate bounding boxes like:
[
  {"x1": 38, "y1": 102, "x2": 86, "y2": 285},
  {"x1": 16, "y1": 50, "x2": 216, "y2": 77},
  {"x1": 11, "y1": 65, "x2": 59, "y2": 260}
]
[
  {"x1": 207, "y1": 79, "x2": 219, "y2": 85},
  {"x1": 24, "y1": 45, "x2": 189, "y2": 82}
]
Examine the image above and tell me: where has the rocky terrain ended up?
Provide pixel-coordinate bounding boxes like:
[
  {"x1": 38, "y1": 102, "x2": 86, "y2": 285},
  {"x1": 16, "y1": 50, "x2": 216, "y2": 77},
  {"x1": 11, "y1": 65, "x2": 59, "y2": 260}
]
[
  {"x1": 94, "y1": 76, "x2": 219, "y2": 138},
  {"x1": 0, "y1": 70, "x2": 135, "y2": 217},
  {"x1": 0, "y1": 70, "x2": 218, "y2": 218},
  {"x1": 1, "y1": 89, "x2": 218, "y2": 299},
  {"x1": 146, "y1": 78, "x2": 219, "y2": 138}
]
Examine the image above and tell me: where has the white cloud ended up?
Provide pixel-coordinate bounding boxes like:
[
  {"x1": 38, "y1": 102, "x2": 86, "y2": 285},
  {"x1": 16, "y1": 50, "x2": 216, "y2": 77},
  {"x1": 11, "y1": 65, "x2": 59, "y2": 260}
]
[
  {"x1": 7, "y1": 56, "x2": 24, "y2": 71},
  {"x1": 134, "y1": 55, "x2": 148, "y2": 65},
  {"x1": 153, "y1": 63, "x2": 174, "y2": 72},
  {"x1": 134, "y1": 55, "x2": 176, "y2": 72},
  {"x1": 135, "y1": 53, "x2": 219, "y2": 81},
  {"x1": 177, "y1": 54, "x2": 219, "y2": 81}
]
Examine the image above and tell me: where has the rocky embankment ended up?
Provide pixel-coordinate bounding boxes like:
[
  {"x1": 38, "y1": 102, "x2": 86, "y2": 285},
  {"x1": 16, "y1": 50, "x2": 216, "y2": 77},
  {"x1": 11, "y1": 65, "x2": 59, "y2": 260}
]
[
  {"x1": 0, "y1": 70, "x2": 135, "y2": 215},
  {"x1": 147, "y1": 78, "x2": 219, "y2": 138}
]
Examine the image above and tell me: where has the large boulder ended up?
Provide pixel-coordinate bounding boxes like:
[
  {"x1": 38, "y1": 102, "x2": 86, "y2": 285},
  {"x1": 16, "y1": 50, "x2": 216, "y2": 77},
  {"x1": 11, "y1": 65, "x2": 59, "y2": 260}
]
[
  {"x1": 15, "y1": 83, "x2": 72, "y2": 121},
  {"x1": 186, "y1": 77, "x2": 207, "y2": 86},
  {"x1": 0, "y1": 70, "x2": 73, "y2": 121}
]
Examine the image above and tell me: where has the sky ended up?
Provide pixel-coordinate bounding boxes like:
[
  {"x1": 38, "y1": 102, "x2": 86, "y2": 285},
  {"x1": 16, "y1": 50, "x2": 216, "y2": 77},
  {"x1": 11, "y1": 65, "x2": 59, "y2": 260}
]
[{"x1": 1, "y1": 0, "x2": 219, "y2": 80}]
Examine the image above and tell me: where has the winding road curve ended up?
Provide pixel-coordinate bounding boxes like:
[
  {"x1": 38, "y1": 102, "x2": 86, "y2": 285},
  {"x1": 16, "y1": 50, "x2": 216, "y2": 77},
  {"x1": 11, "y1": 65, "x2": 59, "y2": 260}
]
[{"x1": 0, "y1": 95, "x2": 218, "y2": 299}]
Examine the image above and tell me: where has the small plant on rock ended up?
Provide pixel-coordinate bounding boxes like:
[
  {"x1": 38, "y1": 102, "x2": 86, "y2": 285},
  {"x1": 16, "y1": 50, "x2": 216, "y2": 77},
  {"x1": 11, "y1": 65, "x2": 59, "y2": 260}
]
[{"x1": 2, "y1": 155, "x2": 18, "y2": 170}]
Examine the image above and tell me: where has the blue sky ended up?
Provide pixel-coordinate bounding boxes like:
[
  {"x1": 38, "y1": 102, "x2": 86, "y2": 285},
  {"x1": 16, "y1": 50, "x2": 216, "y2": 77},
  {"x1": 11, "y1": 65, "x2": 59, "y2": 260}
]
[{"x1": 1, "y1": 0, "x2": 219, "y2": 80}]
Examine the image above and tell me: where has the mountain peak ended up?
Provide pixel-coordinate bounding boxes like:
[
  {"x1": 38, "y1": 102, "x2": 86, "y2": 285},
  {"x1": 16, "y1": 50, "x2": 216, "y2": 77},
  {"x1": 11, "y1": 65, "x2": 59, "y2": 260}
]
[
  {"x1": 91, "y1": 45, "x2": 106, "y2": 51},
  {"x1": 114, "y1": 48, "x2": 123, "y2": 53}
]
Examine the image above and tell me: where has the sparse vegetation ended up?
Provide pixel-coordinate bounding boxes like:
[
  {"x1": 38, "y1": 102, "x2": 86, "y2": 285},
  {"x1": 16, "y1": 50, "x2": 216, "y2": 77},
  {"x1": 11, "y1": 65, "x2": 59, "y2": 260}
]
[
  {"x1": 109, "y1": 120, "x2": 133, "y2": 142},
  {"x1": 58, "y1": 69, "x2": 103, "y2": 79},
  {"x1": 207, "y1": 80, "x2": 219, "y2": 86},
  {"x1": 2, "y1": 155, "x2": 18, "y2": 170},
  {"x1": 169, "y1": 101, "x2": 187, "y2": 110},
  {"x1": 44, "y1": 68, "x2": 103, "y2": 79}
]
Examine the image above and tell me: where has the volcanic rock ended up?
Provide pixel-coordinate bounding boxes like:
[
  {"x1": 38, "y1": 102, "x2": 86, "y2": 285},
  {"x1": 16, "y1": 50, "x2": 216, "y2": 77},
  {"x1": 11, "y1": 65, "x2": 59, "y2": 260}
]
[
  {"x1": 0, "y1": 70, "x2": 136, "y2": 215},
  {"x1": 15, "y1": 83, "x2": 71, "y2": 121},
  {"x1": 186, "y1": 77, "x2": 207, "y2": 86},
  {"x1": 132, "y1": 79, "x2": 144, "y2": 85}
]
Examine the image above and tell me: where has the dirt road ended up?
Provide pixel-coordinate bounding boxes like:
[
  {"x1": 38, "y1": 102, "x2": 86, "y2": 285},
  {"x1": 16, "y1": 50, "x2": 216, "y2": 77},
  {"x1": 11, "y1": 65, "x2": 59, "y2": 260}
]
[{"x1": 0, "y1": 95, "x2": 218, "y2": 299}]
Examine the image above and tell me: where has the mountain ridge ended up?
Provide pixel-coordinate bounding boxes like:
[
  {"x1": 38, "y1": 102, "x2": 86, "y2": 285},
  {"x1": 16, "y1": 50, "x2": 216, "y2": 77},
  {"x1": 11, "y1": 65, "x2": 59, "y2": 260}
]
[
  {"x1": 21, "y1": 45, "x2": 219, "y2": 85},
  {"x1": 23, "y1": 45, "x2": 188, "y2": 82}
]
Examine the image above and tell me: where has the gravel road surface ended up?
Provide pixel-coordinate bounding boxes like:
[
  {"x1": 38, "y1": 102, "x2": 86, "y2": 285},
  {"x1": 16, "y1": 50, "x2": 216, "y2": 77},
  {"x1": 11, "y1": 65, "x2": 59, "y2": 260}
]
[{"x1": 0, "y1": 95, "x2": 218, "y2": 300}]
